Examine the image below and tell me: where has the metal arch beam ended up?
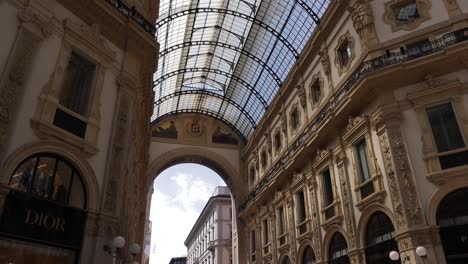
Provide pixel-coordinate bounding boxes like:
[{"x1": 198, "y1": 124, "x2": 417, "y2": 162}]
[
  {"x1": 295, "y1": 0, "x2": 321, "y2": 24},
  {"x1": 155, "y1": 90, "x2": 257, "y2": 128},
  {"x1": 155, "y1": 8, "x2": 299, "y2": 58},
  {"x1": 154, "y1": 110, "x2": 248, "y2": 143},
  {"x1": 154, "y1": 68, "x2": 269, "y2": 108},
  {"x1": 160, "y1": 41, "x2": 282, "y2": 87}
]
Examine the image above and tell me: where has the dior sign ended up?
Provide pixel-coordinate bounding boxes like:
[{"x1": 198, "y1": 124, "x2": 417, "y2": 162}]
[{"x1": 0, "y1": 190, "x2": 87, "y2": 249}]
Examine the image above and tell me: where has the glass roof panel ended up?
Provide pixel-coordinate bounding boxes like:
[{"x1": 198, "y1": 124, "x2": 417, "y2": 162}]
[{"x1": 153, "y1": 0, "x2": 332, "y2": 142}]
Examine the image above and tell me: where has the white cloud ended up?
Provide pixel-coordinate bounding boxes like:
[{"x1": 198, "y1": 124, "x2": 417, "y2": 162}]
[{"x1": 149, "y1": 169, "x2": 225, "y2": 264}]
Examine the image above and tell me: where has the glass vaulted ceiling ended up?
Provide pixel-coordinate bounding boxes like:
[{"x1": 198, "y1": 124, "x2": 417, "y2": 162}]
[{"x1": 152, "y1": 0, "x2": 331, "y2": 142}]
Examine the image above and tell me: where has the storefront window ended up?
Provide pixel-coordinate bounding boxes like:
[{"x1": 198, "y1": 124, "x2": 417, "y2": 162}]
[
  {"x1": 8, "y1": 153, "x2": 86, "y2": 209},
  {"x1": 0, "y1": 238, "x2": 76, "y2": 264}
]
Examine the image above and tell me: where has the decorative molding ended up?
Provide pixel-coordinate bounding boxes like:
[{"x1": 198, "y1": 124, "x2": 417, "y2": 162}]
[
  {"x1": 348, "y1": 0, "x2": 379, "y2": 48},
  {"x1": 103, "y1": 94, "x2": 132, "y2": 214},
  {"x1": 334, "y1": 31, "x2": 356, "y2": 75},
  {"x1": 319, "y1": 50, "x2": 331, "y2": 84},
  {"x1": 379, "y1": 125, "x2": 424, "y2": 229},
  {"x1": 296, "y1": 83, "x2": 307, "y2": 109},
  {"x1": 0, "y1": 22, "x2": 43, "y2": 159},
  {"x1": 384, "y1": 0, "x2": 432, "y2": 32},
  {"x1": 336, "y1": 155, "x2": 357, "y2": 249}
]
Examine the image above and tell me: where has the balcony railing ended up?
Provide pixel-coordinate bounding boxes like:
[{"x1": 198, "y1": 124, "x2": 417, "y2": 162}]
[
  {"x1": 105, "y1": 0, "x2": 156, "y2": 36},
  {"x1": 239, "y1": 27, "x2": 468, "y2": 212}
]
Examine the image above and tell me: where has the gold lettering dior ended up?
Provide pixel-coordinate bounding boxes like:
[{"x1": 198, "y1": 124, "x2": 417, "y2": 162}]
[{"x1": 24, "y1": 209, "x2": 66, "y2": 232}]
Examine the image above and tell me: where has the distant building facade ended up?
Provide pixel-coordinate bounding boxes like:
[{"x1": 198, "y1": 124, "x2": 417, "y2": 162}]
[
  {"x1": 169, "y1": 257, "x2": 187, "y2": 264},
  {"x1": 185, "y1": 186, "x2": 233, "y2": 264}
]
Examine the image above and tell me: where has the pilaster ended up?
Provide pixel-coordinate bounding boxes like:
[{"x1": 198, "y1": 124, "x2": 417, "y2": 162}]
[{"x1": 0, "y1": 4, "x2": 52, "y2": 160}]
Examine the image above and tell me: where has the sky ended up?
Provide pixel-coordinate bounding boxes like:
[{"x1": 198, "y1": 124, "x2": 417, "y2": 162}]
[{"x1": 148, "y1": 164, "x2": 226, "y2": 264}]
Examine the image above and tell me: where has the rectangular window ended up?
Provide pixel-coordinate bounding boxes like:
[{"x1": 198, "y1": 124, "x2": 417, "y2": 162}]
[
  {"x1": 322, "y1": 168, "x2": 334, "y2": 206},
  {"x1": 59, "y1": 51, "x2": 96, "y2": 117},
  {"x1": 394, "y1": 1, "x2": 420, "y2": 22},
  {"x1": 427, "y1": 103, "x2": 465, "y2": 152},
  {"x1": 297, "y1": 190, "x2": 307, "y2": 222},
  {"x1": 262, "y1": 219, "x2": 269, "y2": 245},
  {"x1": 356, "y1": 138, "x2": 372, "y2": 183},
  {"x1": 277, "y1": 206, "x2": 285, "y2": 236},
  {"x1": 250, "y1": 230, "x2": 256, "y2": 261}
]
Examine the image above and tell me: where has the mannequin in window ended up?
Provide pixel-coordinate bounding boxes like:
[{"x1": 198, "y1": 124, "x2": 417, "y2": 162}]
[{"x1": 19, "y1": 162, "x2": 34, "y2": 192}]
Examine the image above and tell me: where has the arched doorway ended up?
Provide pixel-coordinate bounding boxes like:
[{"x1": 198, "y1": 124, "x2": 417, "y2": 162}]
[
  {"x1": 364, "y1": 212, "x2": 399, "y2": 264},
  {"x1": 302, "y1": 245, "x2": 316, "y2": 264},
  {"x1": 437, "y1": 188, "x2": 468, "y2": 264},
  {"x1": 328, "y1": 232, "x2": 349, "y2": 264}
]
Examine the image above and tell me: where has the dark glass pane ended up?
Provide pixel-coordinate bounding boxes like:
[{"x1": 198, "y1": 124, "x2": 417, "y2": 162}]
[
  {"x1": 427, "y1": 103, "x2": 465, "y2": 152},
  {"x1": 312, "y1": 80, "x2": 321, "y2": 103},
  {"x1": 339, "y1": 41, "x2": 351, "y2": 66},
  {"x1": 250, "y1": 230, "x2": 256, "y2": 253},
  {"x1": 298, "y1": 190, "x2": 306, "y2": 222},
  {"x1": 437, "y1": 189, "x2": 468, "y2": 263},
  {"x1": 31, "y1": 157, "x2": 56, "y2": 198},
  {"x1": 365, "y1": 212, "x2": 395, "y2": 246},
  {"x1": 302, "y1": 246, "x2": 316, "y2": 264},
  {"x1": 278, "y1": 206, "x2": 285, "y2": 235},
  {"x1": 53, "y1": 108, "x2": 87, "y2": 138},
  {"x1": 394, "y1": 2, "x2": 420, "y2": 21},
  {"x1": 360, "y1": 180, "x2": 375, "y2": 199},
  {"x1": 275, "y1": 132, "x2": 282, "y2": 150},
  {"x1": 356, "y1": 139, "x2": 372, "y2": 183},
  {"x1": 322, "y1": 169, "x2": 334, "y2": 206},
  {"x1": 365, "y1": 239, "x2": 399, "y2": 264},
  {"x1": 329, "y1": 233, "x2": 349, "y2": 263},
  {"x1": 263, "y1": 220, "x2": 269, "y2": 244},
  {"x1": 439, "y1": 151, "x2": 468, "y2": 170},
  {"x1": 59, "y1": 52, "x2": 96, "y2": 116},
  {"x1": 283, "y1": 256, "x2": 291, "y2": 264},
  {"x1": 9, "y1": 157, "x2": 37, "y2": 192},
  {"x1": 52, "y1": 161, "x2": 72, "y2": 205}
]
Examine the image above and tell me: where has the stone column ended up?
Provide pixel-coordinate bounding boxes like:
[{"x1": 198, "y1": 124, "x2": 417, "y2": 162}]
[
  {"x1": 373, "y1": 107, "x2": 430, "y2": 264},
  {"x1": 286, "y1": 193, "x2": 297, "y2": 262},
  {"x1": 306, "y1": 177, "x2": 323, "y2": 262},
  {"x1": 0, "y1": 5, "x2": 51, "y2": 160},
  {"x1": 268, "y1": 206, "x2": 278, "y2": 263}
]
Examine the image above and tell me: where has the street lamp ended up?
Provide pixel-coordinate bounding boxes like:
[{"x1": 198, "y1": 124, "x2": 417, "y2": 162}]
[
  {"x1": 129, "y1": 242, "x2": 141, "y2": 264},
  {"x1": 416, "y1": 246, "x2": 427, "y2": 264},
  {"x1": 389, "y1": 246, "x2": 427, "y2": 264},
  {"x1": 104, "y1": 236, "x2": 126, "y2": 264}
]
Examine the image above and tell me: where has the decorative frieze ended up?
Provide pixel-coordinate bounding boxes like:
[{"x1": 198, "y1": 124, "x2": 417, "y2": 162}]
[
  {"x1": 375, "y1": 113, "x2": 424, "y2": 230},
  {"x1": 335, "y1": 152, "x2": 357, "y2": 249}
]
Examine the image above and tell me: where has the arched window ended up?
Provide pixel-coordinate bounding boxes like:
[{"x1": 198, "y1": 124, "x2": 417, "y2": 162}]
[
  {"x1": 8, "y1": 153, "x2": 86, "y2": 209},
  {"x1": 282, "y1": 255, "x2": 291, "y2": 264},
  {"x1": 328, "y1": 232, "x2": 349, "y2": 264},
  {"x1": 302, "y1": 245, "x2": 316, "y2": 264},
  {"x1": 365, "y1": 212, "x2": 399, "y2": 264},
  {"x1": 437, "y1": 188, "x2": 468, "y2": 264}
]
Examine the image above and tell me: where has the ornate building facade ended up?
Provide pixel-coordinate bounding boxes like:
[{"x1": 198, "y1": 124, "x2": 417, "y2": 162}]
[
  {"x1": 0, "y1": 0, "x2": 158, "y2": 263},
  {"x1": 236, "y1": 1, "x2": 468, "y2": 264},
  {"x1": 185, "y1": 186, "x2": 233, "y2": 264},
  {"x1": 1, "y1": 0, "x2": 468, "y2": 263}
]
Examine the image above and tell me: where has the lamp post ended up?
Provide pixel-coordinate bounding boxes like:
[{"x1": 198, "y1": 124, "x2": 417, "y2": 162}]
[
  {"x1": 389, "y1": 246, "x2": 428, "y2": 264},
  {"x1": 416, "y1": 246, "x2": 427, "y2": 264},
  {"x1": 104, "y1": 236, "x2": 126, "y2": 264},
  {"x1": 129, "y1": 242, "x2": 141, "y2": 264}
]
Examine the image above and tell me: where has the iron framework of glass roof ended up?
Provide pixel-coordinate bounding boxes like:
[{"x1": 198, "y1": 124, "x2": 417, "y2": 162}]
[{"x1": 152, "y1": 0, "x2": 331, "y2": 142}]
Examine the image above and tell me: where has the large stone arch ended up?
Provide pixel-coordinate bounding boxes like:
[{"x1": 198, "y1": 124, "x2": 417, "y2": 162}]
[
  {"x1": 0, "y1": 140, "x2": 101, "y2": 211},
  {"x1": 148, "y1": 145, "x2": 245, "y2": 199},
  {"x1": 356, "y1": 204, "x2": 397, "y2": 249}
]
